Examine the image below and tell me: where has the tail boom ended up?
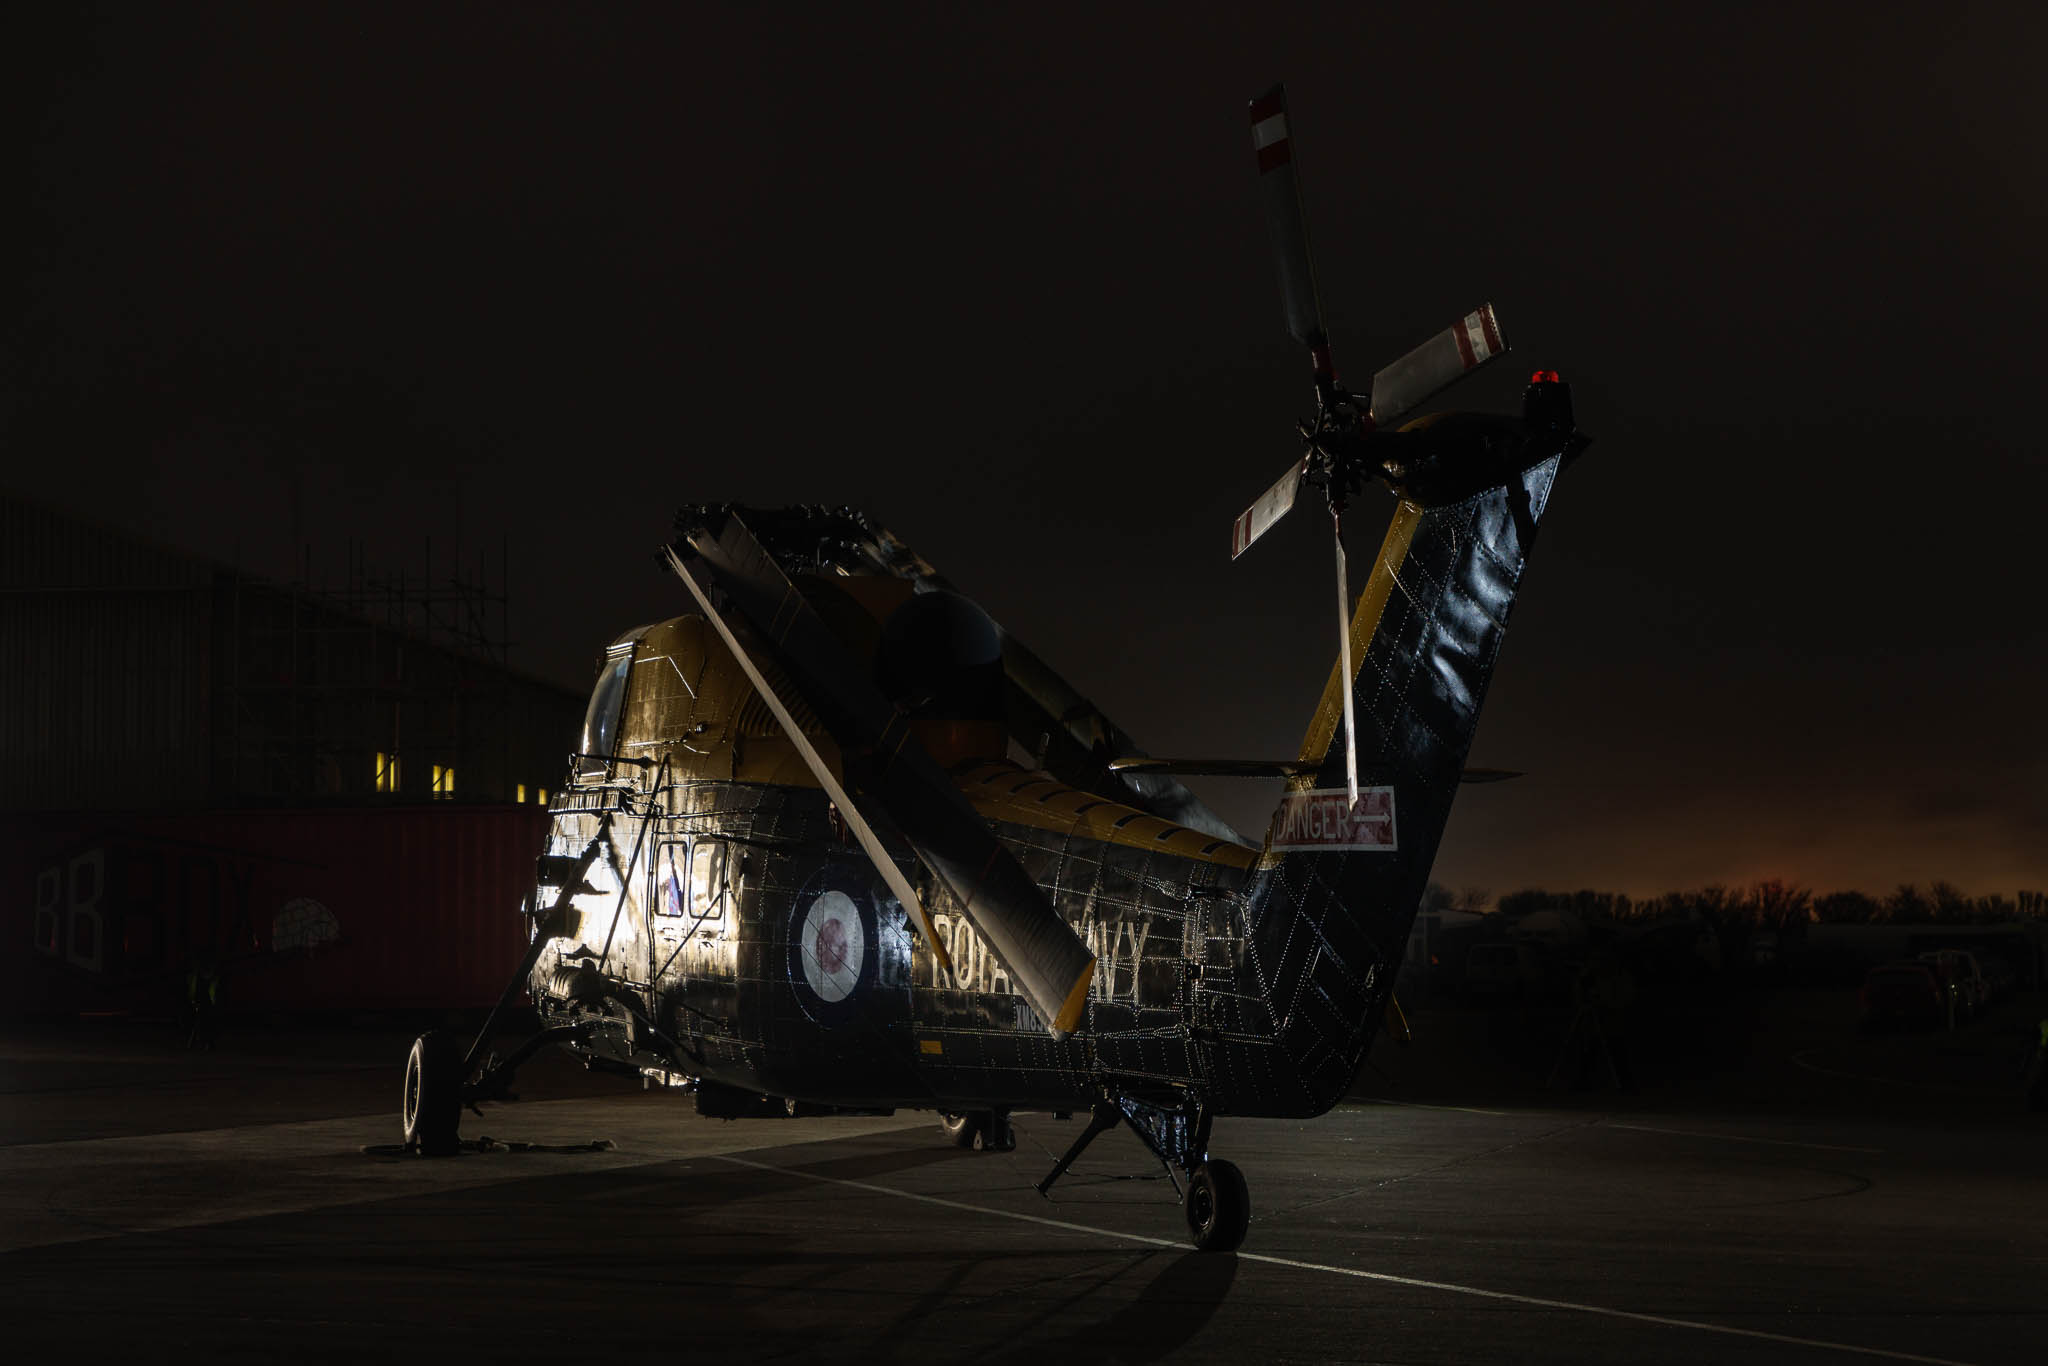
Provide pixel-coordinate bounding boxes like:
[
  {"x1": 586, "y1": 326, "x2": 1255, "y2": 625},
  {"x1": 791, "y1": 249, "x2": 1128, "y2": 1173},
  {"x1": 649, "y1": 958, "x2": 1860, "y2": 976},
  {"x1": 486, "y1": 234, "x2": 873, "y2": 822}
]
[{"x1": 1204, "y1": 436, "x2": 1577, "y2": 1115}]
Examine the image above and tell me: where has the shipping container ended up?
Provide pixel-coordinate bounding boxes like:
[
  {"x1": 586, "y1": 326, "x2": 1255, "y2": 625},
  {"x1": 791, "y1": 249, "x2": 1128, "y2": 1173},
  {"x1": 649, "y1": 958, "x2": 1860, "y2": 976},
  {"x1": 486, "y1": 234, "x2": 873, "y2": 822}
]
[{"x1": 1, "y1": 805, "x2": 551, "y2": 1015}]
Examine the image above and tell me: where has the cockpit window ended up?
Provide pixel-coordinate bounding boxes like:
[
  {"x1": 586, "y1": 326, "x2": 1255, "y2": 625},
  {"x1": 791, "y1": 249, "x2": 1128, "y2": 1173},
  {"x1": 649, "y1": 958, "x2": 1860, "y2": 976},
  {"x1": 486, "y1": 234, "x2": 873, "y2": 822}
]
[{"x1": 577, "y1": 631, "x2": 647, "y2": 778}]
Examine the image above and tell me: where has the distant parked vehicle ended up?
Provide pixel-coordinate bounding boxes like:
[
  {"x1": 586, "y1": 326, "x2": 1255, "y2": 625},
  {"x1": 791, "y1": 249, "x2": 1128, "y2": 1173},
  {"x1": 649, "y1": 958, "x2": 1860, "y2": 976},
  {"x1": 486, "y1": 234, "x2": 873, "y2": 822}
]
[
  {"x1": 1916, "y1": 951, "x2": 1988, "y2": 1021},
  {"x1": 1980, "y1": 954, "x2": 2016, "y2": 1002},
  {"x1": 1951, "y1": 951, "x2": 1991, "y2": 1012},
  {"x1": 1859, "y1": 961, "x2": 1945, "y2": 1032}
]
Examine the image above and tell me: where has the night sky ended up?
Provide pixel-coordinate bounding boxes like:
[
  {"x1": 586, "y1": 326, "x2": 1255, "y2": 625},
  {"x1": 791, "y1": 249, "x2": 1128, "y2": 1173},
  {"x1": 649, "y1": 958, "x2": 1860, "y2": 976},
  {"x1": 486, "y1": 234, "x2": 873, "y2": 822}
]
[{"x1": 15, "y1": 4, "x2": 2046, "y2": 897}]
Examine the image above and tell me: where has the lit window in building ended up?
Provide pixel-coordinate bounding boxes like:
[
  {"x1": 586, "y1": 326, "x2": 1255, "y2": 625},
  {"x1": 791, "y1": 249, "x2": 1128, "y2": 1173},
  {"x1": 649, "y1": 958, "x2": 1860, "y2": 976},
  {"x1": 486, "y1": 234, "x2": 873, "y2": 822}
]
[
  {"x1": 537, "y1": 787, "x2": 549, "y2": 806},
  {"x1": 375, "y1": 752, "x2": 401, "y2": 793},
  {"x1": 430, "y1": 765, "x2": 455, "y2": 798},
  {"x1": 516, "y1": 783, "x2": 527, "y2": 804}
]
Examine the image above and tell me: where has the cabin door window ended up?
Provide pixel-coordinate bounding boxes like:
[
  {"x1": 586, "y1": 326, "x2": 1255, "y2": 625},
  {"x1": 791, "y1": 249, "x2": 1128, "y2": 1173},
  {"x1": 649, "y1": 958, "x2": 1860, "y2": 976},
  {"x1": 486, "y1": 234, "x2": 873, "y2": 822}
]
[
  {"x1": 687, "y1": 839, "x2": 729, "y2": 922},
  {"x1": 654, "y1": 839, "x2": 728, "y2": 924}
]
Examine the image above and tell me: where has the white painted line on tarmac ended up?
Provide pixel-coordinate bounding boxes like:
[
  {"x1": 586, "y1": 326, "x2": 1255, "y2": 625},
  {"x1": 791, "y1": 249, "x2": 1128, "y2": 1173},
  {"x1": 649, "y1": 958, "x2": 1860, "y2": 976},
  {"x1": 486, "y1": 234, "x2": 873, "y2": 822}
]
[
  {"x1": 715, "y1": 1154, "x2": 1982, "y2": 1366},
  {"x1": 1357, "y1": 1098, "x2": 1511, "y2": 1116},
  {"x1": 716, "y1": 1152, "x2": 1189, "y2": 1246},
  {"x1": 1602, "y1": 1121, "x2": 1883, "y2": 1154},
  {"x1": 1236, "y1": 1250, "x2": 1979, "y2": 1366},
  {"x1": 0, "y1": 1105, "x2": 924, "y2": 1253}
]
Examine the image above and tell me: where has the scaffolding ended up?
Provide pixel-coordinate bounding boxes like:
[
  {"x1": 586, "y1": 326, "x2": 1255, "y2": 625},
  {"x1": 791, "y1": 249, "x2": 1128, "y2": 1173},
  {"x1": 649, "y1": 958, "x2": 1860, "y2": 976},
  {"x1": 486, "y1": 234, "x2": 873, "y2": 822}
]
[{"x1": 318, "y1": 538, "x2": 512, "y2": 670}]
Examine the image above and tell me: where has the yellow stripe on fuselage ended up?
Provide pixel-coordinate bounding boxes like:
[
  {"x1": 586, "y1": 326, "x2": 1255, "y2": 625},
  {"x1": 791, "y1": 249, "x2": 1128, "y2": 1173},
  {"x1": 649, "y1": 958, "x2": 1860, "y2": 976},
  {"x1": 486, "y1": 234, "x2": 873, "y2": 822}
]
[
  {"x1": 1294, "y1": 500, "x2": 1425, "y2": 769},
  {"x1": 956, "y1": 761, "x2": 1258, "y2": 871}
]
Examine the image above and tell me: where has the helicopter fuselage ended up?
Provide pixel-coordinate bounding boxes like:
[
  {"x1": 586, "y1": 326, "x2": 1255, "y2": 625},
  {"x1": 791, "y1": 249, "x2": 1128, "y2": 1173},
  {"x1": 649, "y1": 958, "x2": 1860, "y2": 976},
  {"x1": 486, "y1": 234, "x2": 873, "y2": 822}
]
[
  {"x1": 524, "y1": 438, "x2": 1575, "y2": 1128},
  {"x1": 529, "y1": 759, "x2": 1346, "y2": 1118}
]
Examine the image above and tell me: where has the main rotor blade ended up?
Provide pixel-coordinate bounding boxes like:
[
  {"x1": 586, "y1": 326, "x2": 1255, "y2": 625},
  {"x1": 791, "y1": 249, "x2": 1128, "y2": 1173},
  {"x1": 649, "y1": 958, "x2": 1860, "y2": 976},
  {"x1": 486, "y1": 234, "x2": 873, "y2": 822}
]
[
  {"x1": 1110, "y1": 756, "x2": 1520, "y2": 783},
  {"x1": 664, "y1": 547, "x2": 955, "y2": 984},
  {"x1": 1250, "y1": 84, "x2": 1334, "y2": 383},
  {"x1": 1230, "y1": 456, "x2": 1306, "y2": 560},
  {"x1": 1367, "y1": 304, "x2": 1508, "y2": 429},
  {"x1": 671, "y1": 516, "x2": 1098, "y2": 1038}
]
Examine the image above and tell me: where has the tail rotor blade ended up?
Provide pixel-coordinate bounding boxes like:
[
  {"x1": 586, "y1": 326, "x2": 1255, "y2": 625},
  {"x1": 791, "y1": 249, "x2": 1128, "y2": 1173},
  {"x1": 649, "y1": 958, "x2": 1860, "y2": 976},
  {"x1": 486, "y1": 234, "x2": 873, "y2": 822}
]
[
  {"x1": 1251, "y1": 84, "x2": 1334, "y2": 383},
  {"x1": 1231, "y1": 456, "x2": 1307, "y2": 559},
  {"x1": 1368, "y1": 304, "x2": 1509, "y2": 429}
]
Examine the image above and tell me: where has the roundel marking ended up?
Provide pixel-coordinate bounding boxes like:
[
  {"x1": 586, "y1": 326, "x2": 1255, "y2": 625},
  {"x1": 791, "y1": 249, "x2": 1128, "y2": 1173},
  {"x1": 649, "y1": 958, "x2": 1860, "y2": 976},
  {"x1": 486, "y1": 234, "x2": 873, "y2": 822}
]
[{"x1": 800, "y1": 889, "x2": 866, "y2": 1004}]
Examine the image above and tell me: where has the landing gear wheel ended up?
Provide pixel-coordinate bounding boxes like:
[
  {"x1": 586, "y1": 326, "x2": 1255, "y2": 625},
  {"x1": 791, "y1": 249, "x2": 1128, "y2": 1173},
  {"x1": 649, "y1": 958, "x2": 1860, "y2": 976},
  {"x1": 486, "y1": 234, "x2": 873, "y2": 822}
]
[
  {"x1": 403, "y1": 1031, "x2": 465, "y2": 1157},
  {"x1": 940, "y1": 1112, "x2": 979, "y2": 1147},
  {"x1": 1185, "y1": 1159, "x2": 1250, "y2": 1252}
]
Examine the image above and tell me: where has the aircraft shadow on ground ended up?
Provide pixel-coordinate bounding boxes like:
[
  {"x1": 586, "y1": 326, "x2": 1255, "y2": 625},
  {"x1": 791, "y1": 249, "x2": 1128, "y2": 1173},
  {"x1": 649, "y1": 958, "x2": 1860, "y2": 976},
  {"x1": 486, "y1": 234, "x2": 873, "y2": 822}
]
[{"x1": 982, "y1": 1249, "x2": 1239, "y2": 1365}]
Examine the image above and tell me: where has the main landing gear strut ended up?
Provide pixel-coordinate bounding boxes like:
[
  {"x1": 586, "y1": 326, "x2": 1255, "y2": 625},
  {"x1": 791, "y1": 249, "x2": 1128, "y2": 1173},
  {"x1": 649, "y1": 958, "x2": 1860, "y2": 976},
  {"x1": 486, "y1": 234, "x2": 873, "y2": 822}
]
[{"x1": 1034, "y1": 1093, "x2": 1250, "y2": 1252}]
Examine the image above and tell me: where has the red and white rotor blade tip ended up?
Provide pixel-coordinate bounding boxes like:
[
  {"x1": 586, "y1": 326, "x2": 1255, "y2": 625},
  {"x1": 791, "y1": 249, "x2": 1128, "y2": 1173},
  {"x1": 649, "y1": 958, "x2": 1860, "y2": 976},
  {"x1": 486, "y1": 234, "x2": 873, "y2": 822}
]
[
  {"x1": 1250, "y1": 85, "x2": 1327, "y2": 358},
  {"x1": 1367, "y1": 304, "x2": 1509, "y2": 430},
  {"x1": 1230, "y1": 457, "x2": 1306, "y2": 560}
]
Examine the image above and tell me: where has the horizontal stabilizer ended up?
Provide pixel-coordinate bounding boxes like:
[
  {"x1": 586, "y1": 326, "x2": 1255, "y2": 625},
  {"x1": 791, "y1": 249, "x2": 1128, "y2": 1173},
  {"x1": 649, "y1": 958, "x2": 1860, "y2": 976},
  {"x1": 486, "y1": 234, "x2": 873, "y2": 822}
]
[
  {"x1": 1111, "y1": 757, "x2": 1318, "y2": 778},
  {"x1": 1111, "y1": 756, "x2": 1523, "y2": 783},
  {"x1": 1368, "y1": 304, "x2": 1507, "y2": 430},
  {"x1": 1230, "y1": 457, "x2": 1306, "y2": 560}
]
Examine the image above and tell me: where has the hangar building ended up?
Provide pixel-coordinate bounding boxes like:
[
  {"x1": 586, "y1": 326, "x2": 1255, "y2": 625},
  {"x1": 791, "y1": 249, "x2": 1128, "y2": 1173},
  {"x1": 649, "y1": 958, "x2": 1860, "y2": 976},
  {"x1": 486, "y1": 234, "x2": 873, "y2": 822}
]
[{"x1": 1, "y1": 492, "x2": 590, "y2": 1015}]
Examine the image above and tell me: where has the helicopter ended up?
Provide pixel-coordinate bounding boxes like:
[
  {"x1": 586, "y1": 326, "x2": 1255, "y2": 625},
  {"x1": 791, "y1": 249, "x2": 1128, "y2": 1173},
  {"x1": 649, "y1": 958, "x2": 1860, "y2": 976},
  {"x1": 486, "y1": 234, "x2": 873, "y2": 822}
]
[{"x1": 398, "y1": 84, "x2": 1589, "y2": 1253}]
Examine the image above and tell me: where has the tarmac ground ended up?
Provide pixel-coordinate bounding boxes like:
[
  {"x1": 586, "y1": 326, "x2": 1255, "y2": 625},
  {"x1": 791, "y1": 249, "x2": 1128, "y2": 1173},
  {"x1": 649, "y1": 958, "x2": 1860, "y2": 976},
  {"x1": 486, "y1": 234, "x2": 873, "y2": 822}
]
[{"x1": 2, "y1": 989, "x2": 2043, "y2": 1365}]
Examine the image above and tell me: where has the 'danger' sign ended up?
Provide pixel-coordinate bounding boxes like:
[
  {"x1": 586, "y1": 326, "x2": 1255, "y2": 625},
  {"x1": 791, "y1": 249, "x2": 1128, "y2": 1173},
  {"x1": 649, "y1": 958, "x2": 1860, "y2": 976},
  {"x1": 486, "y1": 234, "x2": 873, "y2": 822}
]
[{"x1": 1268, "y1": 787, "x2": 1398, "y2": 852}]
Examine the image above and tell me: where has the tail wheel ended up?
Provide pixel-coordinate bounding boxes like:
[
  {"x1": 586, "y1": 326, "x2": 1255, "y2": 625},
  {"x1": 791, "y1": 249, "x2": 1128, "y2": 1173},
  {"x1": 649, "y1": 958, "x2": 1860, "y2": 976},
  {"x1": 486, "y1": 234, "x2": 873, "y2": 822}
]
[
  {"x1": 1185, "y1": 1159, "x2": 1251, "y2": 1252},
  {"x1": 977, "y1": 1109, "x2": 1015, "y2": 1152},
  {"x1": 938, "y1": 1110, "x2": 1015, "y2": 1151},
  {"x1": 403, "y1": 1031, "x2": 465, "y2": 1157}
]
